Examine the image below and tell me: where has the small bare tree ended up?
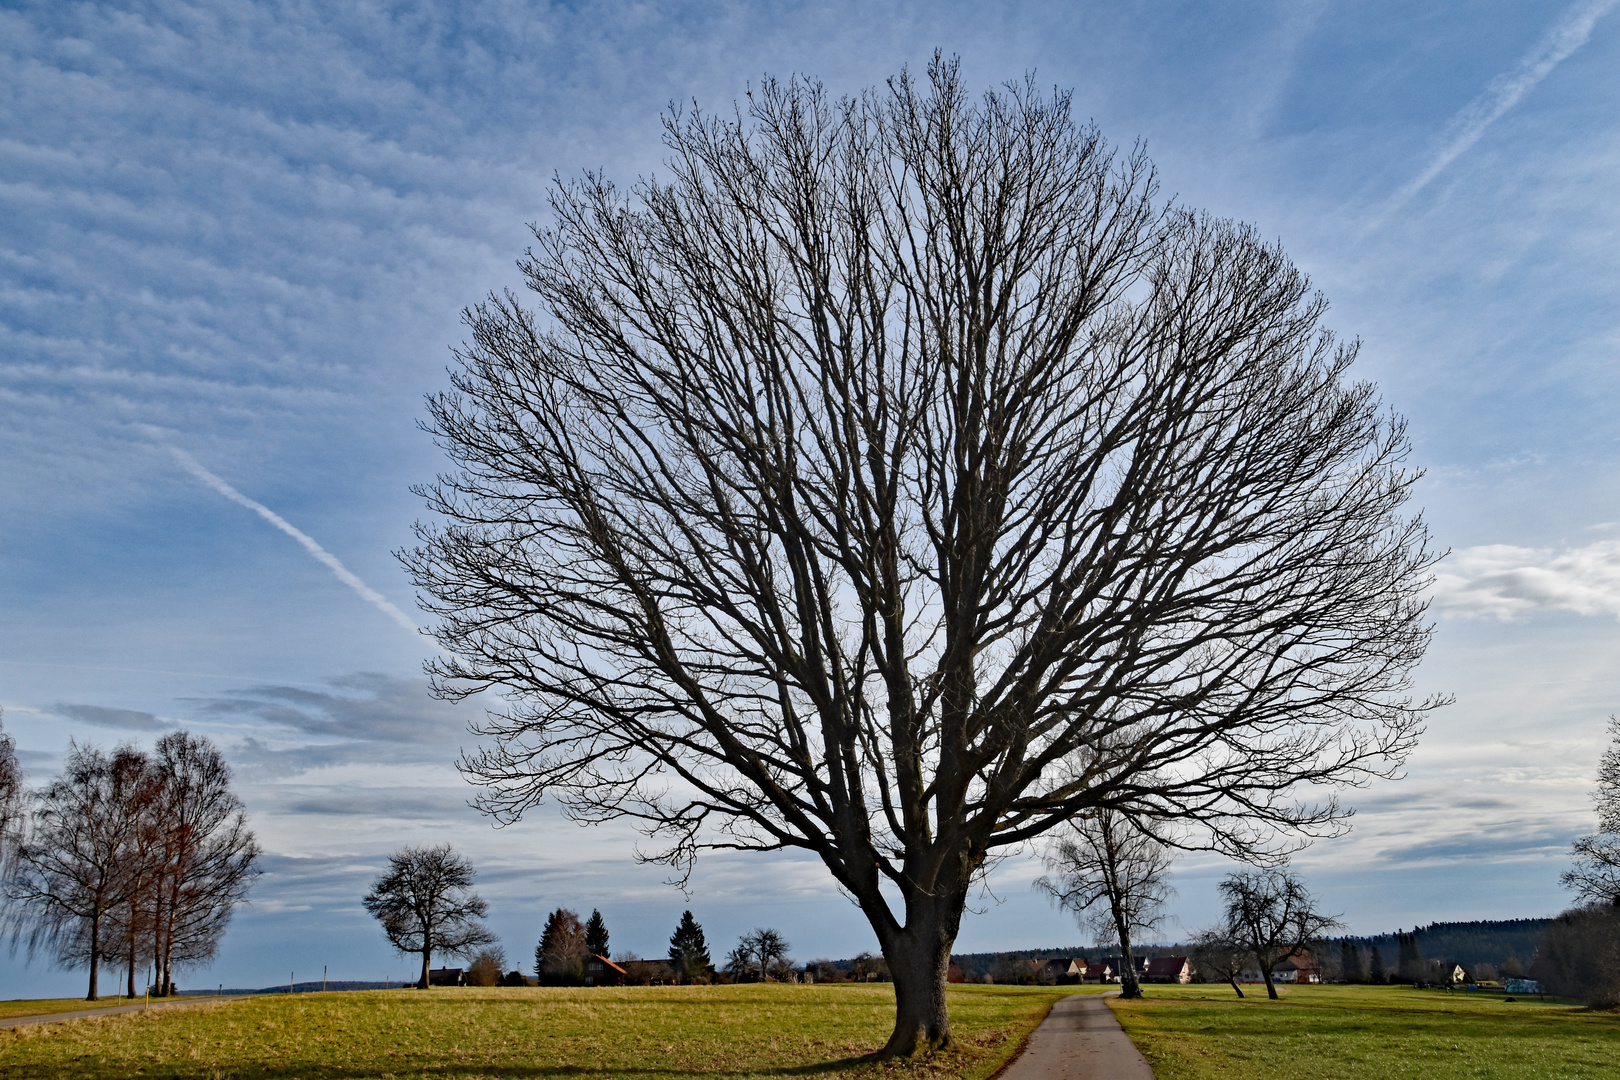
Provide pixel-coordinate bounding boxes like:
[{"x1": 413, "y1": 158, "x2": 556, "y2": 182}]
[
  {"x1": 725, "y1": 927, "x2": 792, "y2": 981},
  {"x1": 1217, "y1": 868, "x2": 1340, "y2": 1000},
  {"x1": 0, "y1": 711, "x2": 23, "y2": 879},
  {"x1": 406, "y1": 58, "x2": 1439, "y2": 1054},
  {"x1": 1035, "y1": 809, "x2": 1172, "y2": 998},
  {"x1": 1190, "y1": 926, "x2": 1249, "y2": 998},
  {"x1": 467, "y1": 945, "x2": 507, "y2": 986},
  {"x1": 1563, "y1": 717, "x2": 1620, "y2": 906},
  {"x1": 363, "y1": 844, "x2": 494, "y2": 989}
]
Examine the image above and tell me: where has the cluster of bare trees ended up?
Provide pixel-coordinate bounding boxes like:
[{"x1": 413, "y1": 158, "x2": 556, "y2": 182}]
[
  {"x1": 1563, "y1": 716, "x2": 1620, "y2": 907},
  {"x1": 0, "y1": 725, "x2": 260, "y2": 1001},
  {"x1": 724, "y1": 927, "x2": 793, "y2": 981},
  {"x1": 1191, "y1": 868, "x2": 1339, "y2": 1000},
  {"x1": 1539, "y1": 718, "x2": 1620, "y2": 1007}
]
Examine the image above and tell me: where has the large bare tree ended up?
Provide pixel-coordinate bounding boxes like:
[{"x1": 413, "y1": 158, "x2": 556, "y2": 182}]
[
  {"x1": 405, "y1": 59, "x2": 1439, "y2": 1055},
  {"x1": 145, "y1": 731, "x2": 260, "y2": 996}
]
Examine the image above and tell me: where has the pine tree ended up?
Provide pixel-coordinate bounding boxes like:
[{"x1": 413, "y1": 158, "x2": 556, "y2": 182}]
[
  {"x1": 1339, "y1": 940, "x2": 1366, "y2": 983},
  {"x1": 668, "y1": 910, "x2": 710, "y2": 983},
  {"x1": 1395, "y1": 930, "x2": 1425, "y2": 983},
  {"x1": 1368, "y1": 945, "x2": 1387, "y2": 984},
  {"x1": 585, "y1": 909, "x2": 610, "y2": 958}
]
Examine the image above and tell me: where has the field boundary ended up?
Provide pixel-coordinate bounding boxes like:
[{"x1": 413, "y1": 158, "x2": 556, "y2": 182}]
[{"x1": 0, "y1": 994, "x2": 240, "y2": 1030}]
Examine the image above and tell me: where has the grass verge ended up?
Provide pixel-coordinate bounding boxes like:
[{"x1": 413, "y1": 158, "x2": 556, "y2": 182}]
[
  {"x1": 1108, "y1": 983, "x2": 1619, "y2": 1080},
  {"x1": 0, "y1": 982, "x2": 1077, "y2": 1080},
  {"x1": 0, "y1": 998, "x2": 144, "y2": 1021}
]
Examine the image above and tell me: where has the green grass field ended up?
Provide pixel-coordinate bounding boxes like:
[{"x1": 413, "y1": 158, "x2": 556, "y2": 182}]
[
  {"x1": 1109, "y1": 983, "x2": 1620, "y2": 1080},
  {"x1": 5, "y1": 981, "x2": 1615, "y2": 1079},
  {"x1": 0, "y1": 983, "x2": 1074, "y2": 1080}
]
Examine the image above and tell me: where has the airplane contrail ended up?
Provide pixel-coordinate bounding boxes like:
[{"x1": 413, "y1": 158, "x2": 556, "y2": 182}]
[
  {"x1": 169, "y1": 446, "x2": 421, "y2": 636},
  {"x1": 1377, "y1": 0, "x2": 1617, "y2": 222}
]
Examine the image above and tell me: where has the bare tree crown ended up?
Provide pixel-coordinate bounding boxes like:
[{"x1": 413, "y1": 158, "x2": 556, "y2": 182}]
[
  {"x1": 363, "y1": 844, "x2": 493, "y2": 962},
  {"x1": 1563, "y1": 716, "x2": 1620, "y2": 905},
  {"x1": 406, "y1": 59, "x2": 1438, "y2": 1049}
]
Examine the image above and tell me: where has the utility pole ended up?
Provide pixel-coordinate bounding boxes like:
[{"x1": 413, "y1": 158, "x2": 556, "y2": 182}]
[{"x1": 322, "y1": 965, "x2": 327, "y2": 993}]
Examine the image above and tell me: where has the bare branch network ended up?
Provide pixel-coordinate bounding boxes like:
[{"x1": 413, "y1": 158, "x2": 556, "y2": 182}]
[{"x1": 405, "y1": 60, "x2": 1439, "y2": 1048}]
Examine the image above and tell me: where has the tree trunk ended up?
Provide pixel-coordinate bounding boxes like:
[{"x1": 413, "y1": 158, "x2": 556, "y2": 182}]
[
  {"x1": 878, "y1": 899, "x2": 956, "y2": 1059},
  {"x1": 1261, "y1": 967, "x2": 1278, "y2": 1000},
  {"x1": 126, "y1": 912, "x2": 137, "y2": 999},
  {"x1": 883, "y1": 939, "x2": 950, "y2": 1057},
  {"x1": 1227, "y1": 977, "x2": 1245, "y2": 998},
  {"x1": 86, "y1": 910, "x2": 101, "y2": 1001},
  {"x1": 150, "y1": 893, "x2": 162, "y2": 996},
  {"x1": 419, "y1": 947, "x2": 433, "y2": 990},
  {"x1": 158, "y1": 880, "x2": 175, "y2": 996},
  {"x1": 1112, "y1": 899, "x2": 1142, "y2": 1000},
  {"x1": 126, "y1": 893, "x2": 140, "y2": 997}
]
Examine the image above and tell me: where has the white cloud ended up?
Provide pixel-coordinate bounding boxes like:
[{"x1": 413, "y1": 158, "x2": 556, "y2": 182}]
[{"x1": 1432, "y1": 539, "x2": 1620, "y2": 619}]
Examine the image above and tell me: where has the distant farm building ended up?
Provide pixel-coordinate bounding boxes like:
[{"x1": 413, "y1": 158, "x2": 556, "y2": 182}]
[
  {"x1": 1270, "y1": 950, "x2": 1320, "y2": 984},
  {"x1": 583, "y1": 955, "x2": 628, "y2": 986},
  {"x1": 1143, "y1": 956, "x2": 1193, "y2": 983},
  {"x1": 428, "y1": 968, "x2": 466, "y2": 986},
  {"x1": 1031, "y1": 958, "x2": 1086, "y2": 982}
]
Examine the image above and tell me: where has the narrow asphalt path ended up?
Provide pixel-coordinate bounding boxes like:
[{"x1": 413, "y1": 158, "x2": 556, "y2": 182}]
[
  {"x1": 0, "y1": 996, "x2": 238, "y2": 1030},
  {"x1": 998, "y1": 993, "x2": 1154, "y2": 1080}
]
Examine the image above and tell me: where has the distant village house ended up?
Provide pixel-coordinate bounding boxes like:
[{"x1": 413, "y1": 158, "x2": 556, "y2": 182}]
[
  {"x1": 583, "y1": 955, "x2": 628, "y2": 986},
  {"x1": 1268, "y1": 949, "x2": 1320, "y2": 984},
  {"x1": 1143, "y1": 956, "x2": 1193, "y2": 983}
]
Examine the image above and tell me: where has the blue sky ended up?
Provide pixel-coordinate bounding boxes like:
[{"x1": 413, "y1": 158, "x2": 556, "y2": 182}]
[{"x1": 2, "y1": 0, "x2": 1619, "y2": 995}]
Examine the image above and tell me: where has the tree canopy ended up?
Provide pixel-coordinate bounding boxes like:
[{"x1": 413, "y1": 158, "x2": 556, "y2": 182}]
[
  {"x1": 407, "y1": 57, "x2": 1440, "y2": 1055},
  {"x1": 362, "y1": 844, "x2": 494, "y2": 989},
  {"x1": 1563, "y1": 716, "x2": 1620, "y2": 906}
]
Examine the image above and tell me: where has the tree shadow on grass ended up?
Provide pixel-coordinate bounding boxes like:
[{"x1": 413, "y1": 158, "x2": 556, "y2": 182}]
[{"x1": 119, "y1": 1060, "x2": 907, "y2": 1080}]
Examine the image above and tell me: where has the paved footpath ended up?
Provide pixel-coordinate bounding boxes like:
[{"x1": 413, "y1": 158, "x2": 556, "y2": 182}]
[
  {"x1": 0, "y1": 996, "x2": 237, "y2": 1030},
  {"x1": 998, "y1": 993, "x2": 1155, "y2": 1080}
]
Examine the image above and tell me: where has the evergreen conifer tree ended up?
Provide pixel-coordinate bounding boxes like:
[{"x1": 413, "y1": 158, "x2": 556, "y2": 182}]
[
  {"x1": 668, "y1": 910, "x2": 710, "y2": 982},
  {"x1": 586, "y1": 909, "x2": 610, "y2": 958},
  {"x1": 1368, "y1": 945, "x2": 1387, "y2": 984},
  {"x1": 1339, "y1": 940, "x2": 1365, "y2": 983},
  {"x1": 1396, "y1": 930, "x2": 1425, "y2": 982}
]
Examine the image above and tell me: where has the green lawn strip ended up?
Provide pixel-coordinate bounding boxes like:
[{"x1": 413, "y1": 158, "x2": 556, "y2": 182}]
[
  {"x1": 1108, "y1": 983, "x2": 1620, "y2": 1080},
  {"x1": 0, "y1": 983, "x2": 1076, "y2": 1080}
]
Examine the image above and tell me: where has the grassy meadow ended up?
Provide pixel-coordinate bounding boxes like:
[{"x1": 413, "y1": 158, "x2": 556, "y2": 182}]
[
  {"x1": 1110, "y1": 983, "x2": 1620, "y2": 1080},
  {"x1": 5, "y1": 981, "x2": 1616, "y2": 1080},
  {"x1": 0, "y1": 982, "x2": 1076, "y2": 1080}
]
